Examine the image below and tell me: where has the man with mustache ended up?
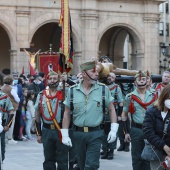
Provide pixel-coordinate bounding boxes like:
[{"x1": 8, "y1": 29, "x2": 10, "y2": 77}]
[
  {"x1": 152, "y1": 71, "x2": 170, "y2": 96},
  {"x1": 34, "y1": 71, "x2": 69, "y2": 170},
  {"x1": 101, "y1": 72, "x2": 124, "y2": 160},
  {"x1": 122, "y1": 70, "x2": 157, "y2": 170},
  {"x1": 61, "y1": 60, "x2": 118, "y2": 170}
]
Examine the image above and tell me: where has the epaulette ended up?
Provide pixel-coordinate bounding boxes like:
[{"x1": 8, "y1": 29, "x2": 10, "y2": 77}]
[
  {"x1": 98, "y1": 82, "x2": 105, "y2": 86},
  {"x1": 70, "y1": 84, "x2": 78, "y2": 88},
  {"x1": 39, "y1": 90, "x2": 44, "y2": 94},
  {"x1": 127, "y1": 93, "x2": 132, "y2": 100}
]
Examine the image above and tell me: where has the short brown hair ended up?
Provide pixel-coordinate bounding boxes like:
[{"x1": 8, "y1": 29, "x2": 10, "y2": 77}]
[
  {"x1": 3, "y1": 75, "x2": 13, "y2": 85},
  {"x1": 154, "y1": 84, "x2": 170, "y2": 111}
]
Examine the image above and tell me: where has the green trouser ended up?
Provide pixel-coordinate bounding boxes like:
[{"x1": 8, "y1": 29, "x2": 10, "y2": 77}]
[
  {"x1": 102, "y1": 122, "x2": 117, "y2": 151},
  {"x1": 0, "y1": 131, "x2": 5, "y2": 161},
  {"x1": 69, "y1": 129, "x2": 76, "y2": 163},
  {"x1": 42, "y1": 127, "x2": 69, "y2": 170},
  {"x1": 102, "y1": 134, "x2": 117, "y2": 151},
  {"x1": 130, "y1": 127, "x2": 150, "y2": 170},
  {"x1": 117, "y1": 120, "x2": 125, "y2": 141},
  {"x1": 73, "y1": 129, "x2": 104, "y2": 170}
]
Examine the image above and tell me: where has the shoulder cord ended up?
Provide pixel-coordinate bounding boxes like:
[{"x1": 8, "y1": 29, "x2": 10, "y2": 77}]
[
  {"x1": 70, "y1": 87, "x2": 74, "y2": 111},
  {"x1": 114, "y1": 86, "x2": 118, "y2": 103},
  {"x1": 102, "y1": 85, "x2": 105, "y2": 114}
]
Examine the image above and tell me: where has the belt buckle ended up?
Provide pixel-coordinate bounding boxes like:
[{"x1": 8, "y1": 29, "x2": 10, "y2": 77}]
[
  {"x1": 50, "y1": 124, "x2": 55, "y2": 130},
  {"x1": 84, "y1": 127, "x2": 88, "y2": 132}
]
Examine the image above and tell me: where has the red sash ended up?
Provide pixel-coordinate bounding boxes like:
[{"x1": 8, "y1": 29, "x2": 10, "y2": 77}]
[
  {"x1": 128, "y1": 93, "x2": 157, "y2": 114},
  {"x1": 39, "y1": 90, "x2": 63, "y2": 121},
  {"x1": 0, "y1": 95, "x2": 8, "y2": 112},
  {"x1": 155, "y1": 83, "x2": 166, "y2": 91},
  {"x1": 109, "y1": 85, "x2": 118, "y2": 91},
  {"x1": 39, "y1": 90, "x2": 63, "y2": 142}
]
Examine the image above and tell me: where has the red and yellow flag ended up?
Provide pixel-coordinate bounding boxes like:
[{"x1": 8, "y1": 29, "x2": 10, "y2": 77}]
[{"x1": 58, "y1": 0, "x2": 73, "y2": 73}]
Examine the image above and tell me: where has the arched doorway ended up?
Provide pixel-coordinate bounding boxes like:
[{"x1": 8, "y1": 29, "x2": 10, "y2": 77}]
[
  {"x1": 0, "y1": 25, "x2": 10, "y2": 72},
  {"x1": 31, "y1": 22, "x2": 62, "y2": 71},
  {"x1": 99, "y1": 26, "x2": 143, "y2": 70},
  {"x1": 31, "y1": 22, "x2": 61, "y2": 53}
]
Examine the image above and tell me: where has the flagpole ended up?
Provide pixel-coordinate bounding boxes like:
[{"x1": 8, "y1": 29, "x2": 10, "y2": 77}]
[{"x1": 62, "y1": 53, "x2": 66, "y2": 100}]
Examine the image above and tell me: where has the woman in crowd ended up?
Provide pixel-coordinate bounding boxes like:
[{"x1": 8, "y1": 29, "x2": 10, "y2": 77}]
[
  {"x1": 143, "y1": 84, "x2": 170, "y2": 170},
  {"x1": 25, "y1": 90, "x2": 35, "y2": 140}
]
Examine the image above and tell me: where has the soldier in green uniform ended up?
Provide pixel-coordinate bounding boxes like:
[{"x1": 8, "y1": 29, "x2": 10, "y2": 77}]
[
  {"x1": 122, "y1": 71, "x2": 157, "y2": 170},
  {"x1": 0, "y1": 73, "x2": 14, "y2": 163},
  {"x1": 34, "y1": 71, "x2": 69, "y2": 170},
  {"x1": 152, "y1": 70, "x2": 170, "y2": 96},
  {"x1": 61, "y1": 60, "x2": 119, "y2": 170},
  {"x1": 101, "y1": 72, "x2": 123, "y2": 159}
]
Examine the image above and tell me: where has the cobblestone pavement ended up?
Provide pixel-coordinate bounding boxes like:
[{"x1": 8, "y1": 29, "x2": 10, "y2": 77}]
[{"x1": 3, "y1": 137, "x2": 132, "y2": 170}]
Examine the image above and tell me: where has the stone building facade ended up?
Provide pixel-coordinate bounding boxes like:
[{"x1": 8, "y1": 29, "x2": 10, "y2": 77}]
[{"x1": 0, "y1": 0, "x2": 165, "y2": 74}]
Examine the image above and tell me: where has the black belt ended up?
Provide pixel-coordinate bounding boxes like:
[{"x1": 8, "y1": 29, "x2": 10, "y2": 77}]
[
  {"x1": 131, "y1": 121, "x2": 143, "y2": 129},
  {"x1": 74, "y1": 125, "x2": 103, "y2": 132},
  {"x1": 43, "y1": 123, "x2": 57, "y2": 130}
]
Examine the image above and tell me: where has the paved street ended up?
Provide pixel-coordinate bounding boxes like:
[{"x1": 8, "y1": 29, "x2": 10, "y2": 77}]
[{"x1": 3, "y1": 137, "x2": 132, "y2": 170}]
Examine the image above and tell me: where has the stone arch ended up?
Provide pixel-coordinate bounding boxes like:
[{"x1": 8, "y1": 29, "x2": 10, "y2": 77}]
[
  {"x1": 29, "y1": 13, "x2": 81, "y2": 51},
  {"x1": 0, "y1": 13, "x2": 17, "y2": 49},
  {"x1": 98, "y1": 18, "x2": 144, "y2": 52},
  {"x1": 98, "y1": 18, "x2": 144, "y2": 70}
]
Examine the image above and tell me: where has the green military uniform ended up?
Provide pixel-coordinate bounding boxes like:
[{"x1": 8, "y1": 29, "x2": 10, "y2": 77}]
[
  {"x1": 123, "y1": 88, "x2": 155, "y2": 170},
  {"x1": 64, "y1": 81, "x2": 113, "y2": 169},
  {"x1": 101, "y1": 83, "x2": 123, "y2": 158},
  {"x1": 34, "y1": 86, "x2": 69, "y2": 170},
  {"x1": 0, "y1": 91, "x2": 14, "y2": 161}
]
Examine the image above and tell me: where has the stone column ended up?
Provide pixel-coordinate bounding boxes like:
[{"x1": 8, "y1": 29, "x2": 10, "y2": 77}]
[
  {"x1": 131, "y1": 53, "x2": 144, "y2": 70},
  {"x1": 15, "y1": 7, "x2": 30, "y2": 73},
  {"x1": 9, "y1": 50, "x2": 17, "y2": 73},
  {"x1": 73, "y1": 51, "x2": 82, "y2": 74},
  {"x1": 113, "y1": 55, "x2": 124, "y2": 68},
  {"x1": 80, "y1": 0, "x2": 99, "y2": 63},
  {"x1": 143, "y1": 3, "x2": 160, "y2": 74}
]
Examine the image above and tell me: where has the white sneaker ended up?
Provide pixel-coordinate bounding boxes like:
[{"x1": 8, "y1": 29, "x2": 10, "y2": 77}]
[{"x1": 8, "y1": 139, "x2": 18, "y2": 144}]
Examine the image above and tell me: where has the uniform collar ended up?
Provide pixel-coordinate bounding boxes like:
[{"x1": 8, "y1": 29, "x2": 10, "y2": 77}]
[
  {"x1": 107, "y1": 83, "x2": 116, "y2": 89},
  {"x1": 76, "y1": 81, "x2": 99, "y2": 93},
  {"x1": 132, "y1": 88, "x2": 152, "y2": 97}
]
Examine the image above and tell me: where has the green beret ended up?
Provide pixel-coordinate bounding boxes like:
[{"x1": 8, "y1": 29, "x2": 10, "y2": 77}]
[
  {"x1": 135, "y1": 70, "x2": 147, "y2": 79},
  {"x1": 80, "y1": 61, "x2": 96, "y2": 72},
  {"x1": 47, "y1": 71, "x2": 58, "y2": 78}
]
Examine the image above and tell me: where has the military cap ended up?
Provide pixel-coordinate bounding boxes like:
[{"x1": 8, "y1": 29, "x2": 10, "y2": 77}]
[
  {"x1": 47, "y1": 71, "x2": 58, "y2": 79},
  {"x1": 80, "y1": 60, "x2": 96, "y2": 72},
  {"x1": 134, "y1": 70, "x2": 147, "y2": 79},
  {"x1": 145, "y1": 70, "x2": 151, "y2": 78},
  {"x1": 2, "y1": 68, "x2": 10, "y2": 75}
]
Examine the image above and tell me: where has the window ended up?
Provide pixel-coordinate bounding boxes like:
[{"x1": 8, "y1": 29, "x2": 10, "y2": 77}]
[
  {"x1": 166, "y1": 23, "x2": 169, "y2": 37},
  {"x1": 159, "y1": 23, "x2": 169, "y2": 36},
  {"x1": 159, "y1": 3, "x2": 164, "y2": 12},
  {"x1": 166, "y1": 2, "x2": 169, "y2": 14},
  {"x1": 159, "y1": 22, "x2": 164, "y2": 36}
]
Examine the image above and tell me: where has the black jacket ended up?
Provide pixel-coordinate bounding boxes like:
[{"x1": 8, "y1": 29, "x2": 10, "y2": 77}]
[{"x1": 143, "y1": 106, "x2": 170, "y2": 150}]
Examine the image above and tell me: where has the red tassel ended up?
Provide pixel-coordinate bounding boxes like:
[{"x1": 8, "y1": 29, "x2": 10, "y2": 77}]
[
  {"x1": 129, "y1": 102, "x2": 135, "y2": 114},
  {"x1": 58, "y1": 130, "x2": 62, "y2": 143}
]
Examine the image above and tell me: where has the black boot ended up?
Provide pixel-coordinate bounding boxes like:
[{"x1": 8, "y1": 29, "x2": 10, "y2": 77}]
[
  {"x1": 107, "y1": 150, "x2": 114, "y2": 160},
  {"x1": 124, "y1": 142, "x2": 130, "y2": 152},
  {"x1": 73, "y1": 164, "x2": 80, "y2": 170},
  {"x1": 101, "y1": 150, "x2": 108, "y2": 159},
  {"x1": 69, "y1": 162, "x2": 74, "y2": 170},
  {"x1": 100, "y1": 150, "x2": 104, "y2": 155},
  {"x1": 117, "y1": 140, "x2": 125, "y2": 151}
]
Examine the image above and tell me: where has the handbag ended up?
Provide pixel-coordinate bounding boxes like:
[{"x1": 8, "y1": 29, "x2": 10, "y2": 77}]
[
  {"x1": 141, "y1": 118, "x2": 170, "y2": 161},
  {"x1": 141, "y1": 139, "x2": 163, "y2": 161}
]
